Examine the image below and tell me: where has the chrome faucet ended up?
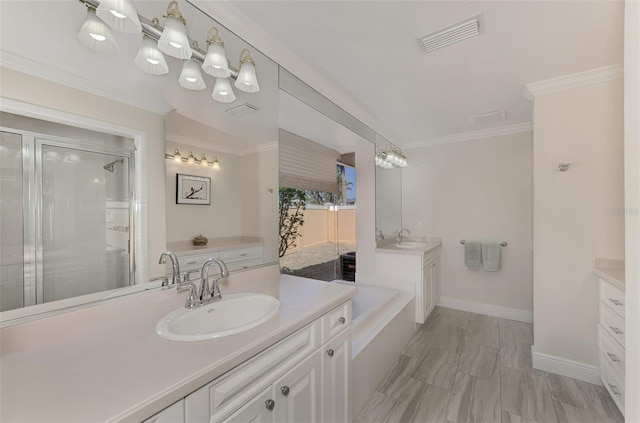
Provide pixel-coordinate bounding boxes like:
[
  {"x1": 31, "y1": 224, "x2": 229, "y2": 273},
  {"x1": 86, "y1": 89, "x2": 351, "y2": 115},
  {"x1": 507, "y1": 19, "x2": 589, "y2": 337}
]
[
  {"x1": 159, "y1": 251, "x2": 181, "y2": 286},
  {"x1": 199, "y1": 258, "x2": 229, "y2": 304},
  {"x1": 395, "y1": 228, "x2": 411, "y2": 244},
  {"x1": 376, "y1": 228, "x2": 385, "y2": 241}
]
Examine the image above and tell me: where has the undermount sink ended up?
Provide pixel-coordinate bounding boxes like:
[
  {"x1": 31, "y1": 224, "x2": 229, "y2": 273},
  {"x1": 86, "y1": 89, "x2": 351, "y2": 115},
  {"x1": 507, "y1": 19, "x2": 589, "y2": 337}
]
[
  {"x1": 394, "y1": 241, "x2": 429, "y2": 249},
  {"x1": 156, "y1": 293, "x2": 280, "y2": 342}
]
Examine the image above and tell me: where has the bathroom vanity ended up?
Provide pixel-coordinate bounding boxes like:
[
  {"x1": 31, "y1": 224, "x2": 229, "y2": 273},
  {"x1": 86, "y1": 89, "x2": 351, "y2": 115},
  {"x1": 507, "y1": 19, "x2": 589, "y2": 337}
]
[
  {"x1": 0, "y1": 266, "x2": 356, "y2": 422},
  {"x1": 375, "y1": 240, "x2": 441, "y2": 324},
  {"x1": 165, "y1": 238, "x2": 265, "y2": 274}
]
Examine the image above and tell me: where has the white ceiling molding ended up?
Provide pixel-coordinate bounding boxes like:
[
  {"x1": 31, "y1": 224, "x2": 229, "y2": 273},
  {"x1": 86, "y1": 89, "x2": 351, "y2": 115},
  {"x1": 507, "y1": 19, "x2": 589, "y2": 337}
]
[
  {"x1": 189, "y1": 0, "x2": 399, "y2": 145},
  {"x1": 404, "y1": 122, "x2": 532, "y2": 150},
  {"x1": 0, "y1": 50, "x2": 173, "y2": 115},
  {"x1": 165, "y1": 132, "x2": 276, "y2": 157},
  {"x1": 523, "y1": 63, "x2": 624, "y2": 101}
]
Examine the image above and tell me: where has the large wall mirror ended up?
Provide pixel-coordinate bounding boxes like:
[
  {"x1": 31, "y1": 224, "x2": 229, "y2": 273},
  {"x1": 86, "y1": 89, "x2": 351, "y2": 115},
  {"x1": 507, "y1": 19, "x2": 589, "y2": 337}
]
[
  {"x1": 0, "y1": 0, "x2": 278, "y2": 323},
  {"x1": 375, "y1": 134, "x2": 403, "y2": 241}
]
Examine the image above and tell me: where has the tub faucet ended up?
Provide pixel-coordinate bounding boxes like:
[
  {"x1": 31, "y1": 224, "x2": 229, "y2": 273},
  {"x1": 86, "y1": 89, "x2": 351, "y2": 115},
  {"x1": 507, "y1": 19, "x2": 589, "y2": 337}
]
[
  {"x1": 159, "y1": 251, "x2": 181, "y2": 286},
  {"x1": 395, "y1": 228, "x2": 411, "y2": 244},
  {"x1": 199, "y1": 258, "x2": 229, "y2": 304}
]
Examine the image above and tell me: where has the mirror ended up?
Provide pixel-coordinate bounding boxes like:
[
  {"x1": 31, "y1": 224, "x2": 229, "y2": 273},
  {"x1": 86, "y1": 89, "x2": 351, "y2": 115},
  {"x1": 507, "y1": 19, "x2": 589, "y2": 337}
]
[
  {"x1": 375, "y1": 134, "x2": 403, "y2": 241},
  {"x1": 0, "y1": 0, "x2": 278, "y2": 322}
]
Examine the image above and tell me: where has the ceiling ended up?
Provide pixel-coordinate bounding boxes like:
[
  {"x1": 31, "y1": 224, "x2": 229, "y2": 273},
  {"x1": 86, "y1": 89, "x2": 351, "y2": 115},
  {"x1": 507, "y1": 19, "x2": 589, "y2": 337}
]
[{"x1": 199, "y1": 0, "x2": 624, "y2": 147}]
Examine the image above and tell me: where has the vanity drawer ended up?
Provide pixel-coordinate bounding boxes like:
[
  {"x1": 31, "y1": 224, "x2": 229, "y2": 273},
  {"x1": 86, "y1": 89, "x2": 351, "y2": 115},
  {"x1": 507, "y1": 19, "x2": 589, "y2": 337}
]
[
  {"x1": 600, "y1": 303, "x2": 625, "y2": 348},
  {"x1": 322, "y1": 301, "x2": 352, "y2": 343},
  {"x1": 600, "y1": 351, "x2": 625, "y2": 416},
  {"x1": 172, "y1": 253, "x2": 219, "y2": 273},
  {"x1": 600, "y1": 279, "x2": 625, "y2": 318},
  {"x1": 220, "y1": 247, "x2": 263, "y2": 263},
  {"x1": 598, "y1": 325, "x2": 625, "y2": 378},
  {"x1": 226, "y1": 258, "x2": 263, "y2": 272},
  {"x1": 185, "y1": 319, "x2": 321, "y2": 422}
]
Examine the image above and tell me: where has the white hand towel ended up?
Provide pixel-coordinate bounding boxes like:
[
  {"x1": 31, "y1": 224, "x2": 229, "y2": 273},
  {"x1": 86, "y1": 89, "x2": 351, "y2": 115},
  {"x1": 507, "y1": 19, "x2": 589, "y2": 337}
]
[
  {"x1": 482, "y1": 242, "x2": 501, "y2": 271},
  {"x1": 465, "y1": 242, "x2": 482, "y2": 270}
]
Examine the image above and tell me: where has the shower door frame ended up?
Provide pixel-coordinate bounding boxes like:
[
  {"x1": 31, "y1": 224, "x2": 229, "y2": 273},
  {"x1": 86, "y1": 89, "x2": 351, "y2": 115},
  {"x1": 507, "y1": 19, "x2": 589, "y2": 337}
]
[{"x1": 2, "y1": 125, "x2": 136, "y2": 308}]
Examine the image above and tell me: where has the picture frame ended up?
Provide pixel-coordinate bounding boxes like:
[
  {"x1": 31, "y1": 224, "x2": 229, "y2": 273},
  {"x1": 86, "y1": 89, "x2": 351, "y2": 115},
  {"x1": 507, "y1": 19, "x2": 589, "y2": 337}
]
[{"x1": 176, "y1": 174, "x2": 210, "y2": 205}]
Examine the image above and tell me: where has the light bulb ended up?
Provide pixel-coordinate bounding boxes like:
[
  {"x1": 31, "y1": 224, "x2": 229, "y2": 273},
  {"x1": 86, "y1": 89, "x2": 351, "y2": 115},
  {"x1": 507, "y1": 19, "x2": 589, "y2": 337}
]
[
  {"x1": 173, "y1": 148, "x2": 182, "y2": 163},
  {"x1": 200, "y1": 154, "x2": 209, "y2": 167},
  {"x1": 212, "y1": 157, "x2": 220, "y2": 170},
  {"x1": 187, "y1": 151, "x2": 195, "y2": 165}
]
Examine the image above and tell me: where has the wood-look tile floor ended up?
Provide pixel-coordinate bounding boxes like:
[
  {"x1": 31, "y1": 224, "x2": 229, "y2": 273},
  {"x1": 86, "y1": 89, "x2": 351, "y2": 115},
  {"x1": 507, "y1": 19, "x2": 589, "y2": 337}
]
[{"x1": 355, "y1": 307, "x2": 624, "y2": 423}]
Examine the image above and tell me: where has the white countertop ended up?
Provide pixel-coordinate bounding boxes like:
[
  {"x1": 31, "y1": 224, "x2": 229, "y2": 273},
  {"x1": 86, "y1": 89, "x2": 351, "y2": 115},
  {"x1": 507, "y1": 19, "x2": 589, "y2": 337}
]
[
  {"x1": 376, "y1": 240, "x2": 442, "y2": 256},
  {"x1": 594, "y1": 258, "x2": 625, "y2": 292},
  {"x1": 0, "y1": 270, "x2": 357, "y2": 423},
  {"x1": 166, "y1": 236, "x2": 264, "y2": 257}
]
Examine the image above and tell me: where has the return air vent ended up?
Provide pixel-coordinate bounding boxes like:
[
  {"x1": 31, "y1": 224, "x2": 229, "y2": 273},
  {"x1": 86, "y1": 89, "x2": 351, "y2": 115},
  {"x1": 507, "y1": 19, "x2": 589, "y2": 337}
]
[
  {"x1": 225, "y1": 103, "x2": 260, "y2": 117},
  {"x1": 470, "y1": 109, "x2": 507, "y2": 125},
  {"x1": 417, "y1": 13, "x2": 481, "y2": 53}
]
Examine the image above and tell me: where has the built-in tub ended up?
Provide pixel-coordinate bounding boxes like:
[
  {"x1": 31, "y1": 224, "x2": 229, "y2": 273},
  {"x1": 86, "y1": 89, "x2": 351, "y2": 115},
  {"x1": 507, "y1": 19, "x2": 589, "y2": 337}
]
[{"x1": 333, "y1": 281, "x2": 415, "y2": 415}]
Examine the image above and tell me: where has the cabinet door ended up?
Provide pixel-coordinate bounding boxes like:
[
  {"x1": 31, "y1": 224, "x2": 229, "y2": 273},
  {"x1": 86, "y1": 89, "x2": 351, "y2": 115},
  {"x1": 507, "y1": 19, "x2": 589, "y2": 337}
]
[
  {"x1": 222, "y1": 387, "x2": 274, "y2": 423},
  {"x1": 274, "y1": 350, "x2": 322, "y2": 423},
  {"x1": 431, "y1": 258, "x2": 441, "y2": 310},
  {"x1": 322, "y1": 328, "x2": 351, "y2": 423},
  {"x1": 421, "y1": 263, "x2": 433, "y2": 322}
]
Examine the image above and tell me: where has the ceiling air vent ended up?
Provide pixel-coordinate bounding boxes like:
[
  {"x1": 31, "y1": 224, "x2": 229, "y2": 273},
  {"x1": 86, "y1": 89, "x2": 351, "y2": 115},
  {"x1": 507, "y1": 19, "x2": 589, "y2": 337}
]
[
  {"x1": 470, "y1": 109, "x2": 507, "y2": 125},
  {"x1": 417, "y1": 13, "x2": 481, "y2": 53},
  {"x1": 225, "y1": 103, "x2": 260, "y2": 117}
]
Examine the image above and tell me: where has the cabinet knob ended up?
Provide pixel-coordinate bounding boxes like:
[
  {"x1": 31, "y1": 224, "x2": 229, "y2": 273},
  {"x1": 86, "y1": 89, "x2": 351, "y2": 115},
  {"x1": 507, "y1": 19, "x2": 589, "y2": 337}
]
[
  {"x1": 326, "y1": 349, "x2": 334, "y2": 357},
  {"x1": 265, "y1": 399, "x2": 275, "y2": 410},
  {"x1": 280, "y1": 385, "x2": 290, "y2": 396},
  {"x1": 338, "y1": 317, "x2": 346, "y2": 324},
  {"x1": 609, "y1": 325, "x2": 624, "y2": 335}
]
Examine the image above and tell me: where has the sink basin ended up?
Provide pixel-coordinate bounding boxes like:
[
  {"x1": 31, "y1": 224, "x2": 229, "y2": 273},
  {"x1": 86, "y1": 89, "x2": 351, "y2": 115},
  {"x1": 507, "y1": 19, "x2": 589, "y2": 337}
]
[
  {"x1": 156, "y1": 293, "x2": 280, "y2": 342},
  {"x1": 395, "y1": 241, "x2": 429, "y2": 249}
]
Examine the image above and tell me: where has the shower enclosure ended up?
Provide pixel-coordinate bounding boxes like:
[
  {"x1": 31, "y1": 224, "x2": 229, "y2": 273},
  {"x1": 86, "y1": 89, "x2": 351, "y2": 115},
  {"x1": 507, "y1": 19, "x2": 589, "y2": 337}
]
[{"x1": 0, "y1": 113, "x2": 135, "y2": 312}]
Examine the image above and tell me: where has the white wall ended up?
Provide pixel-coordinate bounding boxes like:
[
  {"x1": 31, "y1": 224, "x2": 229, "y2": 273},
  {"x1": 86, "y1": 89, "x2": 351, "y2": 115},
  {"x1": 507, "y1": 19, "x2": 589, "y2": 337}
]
[
  {"x1": 0, "y1": 68, "x2": 166, "y2": 279},
  {"x1": 625, "y1": 1, "x2": 640, "y2": 418},
  {"x1": 402, "y1": 132, "x2": 533, "y2": 313},
  {"x1": 532, "y1": 78, "x2": 624, "y2": 368}
]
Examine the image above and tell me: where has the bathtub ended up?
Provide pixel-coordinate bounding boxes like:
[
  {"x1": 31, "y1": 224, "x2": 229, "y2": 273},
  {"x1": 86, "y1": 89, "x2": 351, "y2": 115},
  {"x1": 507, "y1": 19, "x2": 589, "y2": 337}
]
[{"x1": 333, "y1": 281, "x2": 415, "y2": 415}]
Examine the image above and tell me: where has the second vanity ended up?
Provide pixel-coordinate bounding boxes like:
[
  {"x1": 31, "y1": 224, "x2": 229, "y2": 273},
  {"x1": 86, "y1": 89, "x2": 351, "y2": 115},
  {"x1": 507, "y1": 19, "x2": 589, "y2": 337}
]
[{"x1": 0, "y1": 265, "x2": 357, "y2": 422}]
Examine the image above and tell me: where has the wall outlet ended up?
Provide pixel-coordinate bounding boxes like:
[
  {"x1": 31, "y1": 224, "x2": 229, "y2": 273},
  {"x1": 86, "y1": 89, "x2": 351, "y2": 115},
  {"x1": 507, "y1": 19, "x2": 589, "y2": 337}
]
[{"x1": 417, "y1": 221, "x2": 423, "y2": 230}]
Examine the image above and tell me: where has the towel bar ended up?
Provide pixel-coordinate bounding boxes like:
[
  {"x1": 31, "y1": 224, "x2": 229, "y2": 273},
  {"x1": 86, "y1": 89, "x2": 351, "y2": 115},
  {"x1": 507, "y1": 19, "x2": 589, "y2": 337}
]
[{"x1": 460, "y1": 240, "x2": 507, "y2": 247}]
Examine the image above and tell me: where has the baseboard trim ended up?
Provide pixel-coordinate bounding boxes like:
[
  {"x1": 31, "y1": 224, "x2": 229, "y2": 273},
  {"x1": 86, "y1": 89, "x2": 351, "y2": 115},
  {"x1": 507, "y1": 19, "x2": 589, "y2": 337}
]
[
  {"x1": 438, "y1": 296, "x2": 533, "y2": 323},
  {"x1": 531, "y1": 347, "x2": 601, "y2": 385}
]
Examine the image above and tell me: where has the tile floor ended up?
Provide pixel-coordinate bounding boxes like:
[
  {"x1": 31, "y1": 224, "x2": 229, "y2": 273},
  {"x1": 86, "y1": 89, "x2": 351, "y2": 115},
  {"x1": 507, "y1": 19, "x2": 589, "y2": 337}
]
[{"x1": 355, "y1": 307, "x2": 624, "y2": 423}]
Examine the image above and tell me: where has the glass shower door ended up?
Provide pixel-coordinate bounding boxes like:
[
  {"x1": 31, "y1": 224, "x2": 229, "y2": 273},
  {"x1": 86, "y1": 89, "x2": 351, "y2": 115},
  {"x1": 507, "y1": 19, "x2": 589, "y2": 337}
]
[{"x1": 38, "y1": 142, "x2": 132, "y2": 304}]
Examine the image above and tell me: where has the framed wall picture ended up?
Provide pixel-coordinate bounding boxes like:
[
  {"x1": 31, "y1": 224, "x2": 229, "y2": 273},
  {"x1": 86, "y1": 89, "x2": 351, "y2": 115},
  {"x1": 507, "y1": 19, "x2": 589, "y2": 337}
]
[{"x1": 176, "y1": 174, "x2": 210, "y2": 205}]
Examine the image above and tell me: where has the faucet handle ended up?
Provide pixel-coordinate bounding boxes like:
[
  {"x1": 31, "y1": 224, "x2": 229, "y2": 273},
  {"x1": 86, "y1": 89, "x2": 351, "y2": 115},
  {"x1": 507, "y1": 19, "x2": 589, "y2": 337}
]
[
  {"x1": 150, "y1": 276, "x2": 169, "y2": 287},
  {"x1": 181, "y1": 282, "x2": 199, "y2": 309},
  {"x1": 183, "y1": 269, "x2": 201, "y2": 282}
]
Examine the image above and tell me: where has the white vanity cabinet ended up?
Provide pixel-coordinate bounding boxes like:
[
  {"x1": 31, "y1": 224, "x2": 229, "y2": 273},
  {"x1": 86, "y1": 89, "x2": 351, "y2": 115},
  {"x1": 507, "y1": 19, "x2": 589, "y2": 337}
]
[
  {"x1": 597, "y1": 278, "x2": 625, "y2": 416},
  {"x1": 184, "y1": 302, "x2": 352, "y2": 423},
  {"x1": 143, "y1": 399, "x2": 185, "y2": 423},
  {"x1": 168, "y1": 246, "x2": 264, "y2": 275},
  {"x1": 376, "y1": 245, "x2": 441, "y2": 324}
]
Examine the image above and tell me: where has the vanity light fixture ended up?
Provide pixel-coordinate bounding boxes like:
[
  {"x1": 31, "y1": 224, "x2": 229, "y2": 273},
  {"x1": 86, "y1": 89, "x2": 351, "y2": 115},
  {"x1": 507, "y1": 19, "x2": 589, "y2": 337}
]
[
  {"x1": 202, "y1": 27, "x2": 231, "y2": 78},
  {"x1": 375, "y1": 146, "x2": 408, "y2": 169},
  {"x1": 157, "y1": 0, "x2": 192, "y2": 60},
  {"x1": 96, "y1": 0, "x2": 142, "y2": 34},
  {"x1": 235, "y1": 49, "x2": 260, "y2": 93},
  {"x1": 135, "y1": 36, "x2": 169, "y2": 75},
  {"x1": 77, "y1": 7, "x2": 120, "y2": 55},
  {"x1": 179, "y1": 60, "x2": 206, "y2": 91},
  {"x1": 212, "y1": 77, "x2": 236, "y2": 103},
  {"x1": 166, "y1": 149, "x2": 221, "y2": 170}
]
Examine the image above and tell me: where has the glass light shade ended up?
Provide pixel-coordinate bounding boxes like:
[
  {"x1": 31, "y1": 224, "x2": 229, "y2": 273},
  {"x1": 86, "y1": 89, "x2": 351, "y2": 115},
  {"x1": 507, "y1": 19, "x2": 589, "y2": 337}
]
[
  {"x1": 135, "y1": 37, "x2": 168, "y2": 75},
  {"x1": 179, "y1": 61, "x2": 206, "y2": 91},
  {"x1": 96, "y1": 0, "x2": 142, "y2": 34},
  {"x1": 186, "y1": 151, "x2": 195, "y2": 165},
  {"x1": 202, "y1": 42, "x2": 231, "y2": 78},
  {"x1": 200, "y1": 154, "x2": 209, "y2": 167},
  {"x1": 234, "y1": 61, "x2": 260, "y2": 93},
  {"x1": 212, "y1": 157, "x2": 220, "y2": 170},
  {"x1": 211, "y1": 78, "x2": 236, "y2": 103},
  {"x1": 77, "y1": 8, "x2": 120, "y2": 55},
  {"x1": 173, "y1": 149, "x2": 182, "y2": 163},
  {"x1": 157, "y1": 16, "x2": 192, "y2": 60}
]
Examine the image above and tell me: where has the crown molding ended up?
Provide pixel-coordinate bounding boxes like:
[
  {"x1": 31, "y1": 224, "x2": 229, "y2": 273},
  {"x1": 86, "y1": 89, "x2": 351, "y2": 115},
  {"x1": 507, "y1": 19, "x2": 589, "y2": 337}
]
[
  {"x1": 523, "y1": 64, "x2": 624, "y2": 101},
  {"x1": 404, "y1": 122, "x2": 532, "y2": 150},
  {"x1": 0, "y1": 50, "x2": 173, "y2": 115}
]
